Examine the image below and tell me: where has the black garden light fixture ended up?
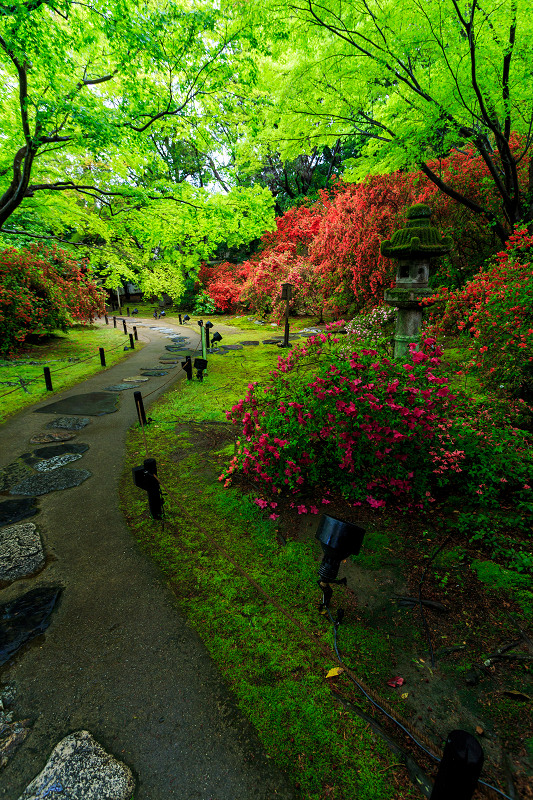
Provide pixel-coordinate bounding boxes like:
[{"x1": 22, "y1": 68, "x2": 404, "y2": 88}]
[
  {"x1": 211, "y1": 331, "x2": 223, "y2": 346},
  {"x1": 205, "y1": 320, "x2": 214, "y2": 348},
  {"x1": 183, "y1": 314, "x2": 191, "y2": 323},
  {"x1": 279, "y1": 282, "x2": 294, "y2": 348},
  {"x1": 316, "y1": 514, "x2": 365, "y2": 608},
  {"x1": 194, "y1": 357, "x2": 208, "y2": 381}
]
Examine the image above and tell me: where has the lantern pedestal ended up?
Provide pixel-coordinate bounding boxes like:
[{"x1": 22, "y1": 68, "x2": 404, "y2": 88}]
[
  {"x1": 381, "y1": 205, "x2": 452, "y2": 360},
  {"x1": 384, "y1": 287, "x2": 435, "y2": 359}
]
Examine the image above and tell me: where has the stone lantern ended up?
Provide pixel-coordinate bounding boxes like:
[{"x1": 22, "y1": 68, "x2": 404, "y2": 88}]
[{"x1": 381, "y1": 204, "x2": 452, "y2": 359}]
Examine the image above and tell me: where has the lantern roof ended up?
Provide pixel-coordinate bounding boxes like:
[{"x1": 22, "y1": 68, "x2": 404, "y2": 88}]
[{"x1": 380, "y1": 204, "x2": 453, "y2": 260}]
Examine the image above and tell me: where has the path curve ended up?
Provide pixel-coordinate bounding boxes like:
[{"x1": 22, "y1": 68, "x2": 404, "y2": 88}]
[{"x1": 0, "y1": 318, "x2": 294, "y2": 800}]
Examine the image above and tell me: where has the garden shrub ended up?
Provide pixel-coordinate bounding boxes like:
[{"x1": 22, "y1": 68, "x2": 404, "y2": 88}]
[
  {"x1": 221, "y1": 330, "x2": 532, "y2": 561},
  {"x1": 222, "y1": 332, "x2": 461, "y2": 508},
  {"x1": 0, "y1": 244, "x2": 106, "y2": 357},
  {"x1": 422, "y1": 226, "x2": 533, "y2": 398}
]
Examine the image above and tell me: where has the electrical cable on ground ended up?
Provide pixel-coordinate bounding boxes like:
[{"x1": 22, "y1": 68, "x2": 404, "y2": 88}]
[{"x1": 325, "y1": 605, "x2": 514, "y2": 800}]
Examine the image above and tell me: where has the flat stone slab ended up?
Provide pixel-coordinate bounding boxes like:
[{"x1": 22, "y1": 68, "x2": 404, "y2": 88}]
[
  {"x1": 0, "y1": 498, "x2": 38, "y2": 526},
  {"x1": 0, "y1": 719, "x2": 31, "y2": 770},
  {"x1": 240, "y1": 341, "x2": 260, "y2": 346},
  {"x1": 34, "y1": 453, "x2": 83, "y2": 472},
  {"x1": 164, "y1": 345, "x2": 183, "y2": 352},
  {"x1": 140, "y1": 370, "x2": 168, "y2": 377},
  {"x1": 122, "y1": 376, "x2": 149, "y2": 383},
  {"x1": 29, "y1": 432, "x2": 76, "y2": 444},
  {"x1": 262, "y1": 339, "x2": 283, "y2": 344},
  {"x1": 10, "y1": 469, "x2": 91, "y2": 496},
  {"x1": 103, "y1": 383, "x2": 141, "y2": 392},
  {"x1": 0, "y1": 522, "x2": 44, "y2": 583},
  {"x1": 0, "y1": 460, "x2": 34, "y2": 493},
  {"x1": 219, "y1": 344, "x2": 244, "y2": 351},
  {"x1": 18, "y1": 730, "x2": 135, "y2": 800},
  {"x1": 45, "y1": 417, "x2": 90, "y2": 430},
  {"x1": 35, "y1": 393, "x2": 118, "y2": 417},
  {"x1": 0, "y1": 586, "x2": 61, "y2": 666},
  {"x1": 32, "y1": 443, "x2": 89, "y2": 460}
]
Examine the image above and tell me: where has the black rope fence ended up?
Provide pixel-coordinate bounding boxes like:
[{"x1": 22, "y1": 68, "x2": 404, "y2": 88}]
[{"x1": 0, "y1": 335, "x2": 132, "y2": 401}]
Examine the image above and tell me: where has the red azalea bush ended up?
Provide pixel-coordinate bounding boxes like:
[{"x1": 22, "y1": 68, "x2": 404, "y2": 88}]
[
  {"x1": 221, "y1": 332, "x2": 462, "y2": 509},
  {"x1": 197, "y1": 260, "x2": 250, "y2": 313},
  {"x1": 202, "y1": 147, "x2": 506, "y2": 320},
  {"x1": 0, "y1": 244, "x2": 106, "y2": 357},
  {"x1": 422, "y1": 227, "x2": 533, "y2": 397}
]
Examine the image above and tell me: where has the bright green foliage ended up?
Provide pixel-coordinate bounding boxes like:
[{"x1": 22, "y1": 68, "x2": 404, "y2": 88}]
[
  {"x1": 252, "y1": 0, "x2": 533, "y2": 240},
  {"x1": 0, "y1": 0, "x2": 276, "y2": 297}
]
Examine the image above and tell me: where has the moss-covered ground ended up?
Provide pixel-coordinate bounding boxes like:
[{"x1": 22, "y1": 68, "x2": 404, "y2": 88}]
[
  {"x1": 0, "y1": 322, "x2": 144, "y2": 422},
  {"x1": 119, "y1": 319, "x2": 532, "y2": 799}
]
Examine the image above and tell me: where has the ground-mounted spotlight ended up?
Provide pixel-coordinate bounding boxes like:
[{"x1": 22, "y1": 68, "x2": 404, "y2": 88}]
[
  {"x1": 183, "y1": 314, "x2": 190, "y2": 323},
  {"x1": 315, "y1": 514, "x2": 365, "y2": 609},
  {"x1": 211, "y1": 331, "x2": 223, "y2": 345},
  {"x1": 132, "y1": 458, "x2": 164, "y2": 520},
  {"x1": 194, "y1": 357, "x2": 208, "y2": 381}
]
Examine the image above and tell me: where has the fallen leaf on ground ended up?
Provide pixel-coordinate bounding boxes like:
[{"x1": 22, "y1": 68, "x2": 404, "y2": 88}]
[
  {"x1": 326, "y1": 667, "x2": 344, "y2": 678},
  {"x1": 387, "y1": 676, "x2": 405, "y2": 688}
]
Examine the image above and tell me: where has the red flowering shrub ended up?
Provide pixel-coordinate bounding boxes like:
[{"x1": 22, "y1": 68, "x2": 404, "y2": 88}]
[
  {"x1": 221, "y1": 333, "x2": 461, "y2": 509},
  {"x1": 198, "y1": 260, "x2": 250, "y2": 313},
  {"x1": 0, "y1": 244, "x2": 106, "y2": 357},
  {"x1": 422, "y1": 227, "x2": 533, "y2": 396}
]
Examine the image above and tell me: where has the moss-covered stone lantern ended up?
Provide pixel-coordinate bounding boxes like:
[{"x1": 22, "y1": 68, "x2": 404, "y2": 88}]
[{"x1": 381, "y1": 204, "x2": 452, "y2": 359}]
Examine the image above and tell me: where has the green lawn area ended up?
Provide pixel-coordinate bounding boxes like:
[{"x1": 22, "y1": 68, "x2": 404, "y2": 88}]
[{"x1": 0, "y1": 323, "x2": 144, "y2": 423}]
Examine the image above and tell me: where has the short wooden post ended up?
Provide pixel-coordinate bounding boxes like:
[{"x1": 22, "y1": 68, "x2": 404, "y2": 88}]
[
  {"x1": 129, "y1": 333, "x2": 134, "y2": 349},
  {"x1": 133, "y1": 326, "x2": 138, "y2": 341},
  {"x1": 122, "y1": 319, "x2": 127, "y2": 335},
  {"x1": 105, "y1": 314, "x2": 109, "y2": 325},
  {"x1": 43, "y1": 367, "x2": 53, "y2": 391},
  {"x1": 113, "y1": 316, "x2": 117, "y2": 328},
  {"x1": 133, "y1": 391, "x2": 147, "y2": 426},
  {"x1": 99, "y1": 347, "x2": 106, "y2": 367}
]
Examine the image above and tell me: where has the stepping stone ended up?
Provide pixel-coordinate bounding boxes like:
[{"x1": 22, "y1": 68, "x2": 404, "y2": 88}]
[
  {"x1": 140, "y1": 370, "x2": 168, "y2": 377},
  {"x1": 10, "y1": 469, "x2": 91, "y2": 496},
  {"x1": 29, "y1": 431, "x2": 76, "y2": 444},
  {"x1": 0, "y1": 715, "x2": 31, "y2": 770},
  {"x1": 0, "y1": 586, "x2": 61, "y2": 667},
  {"x1": 34, "y1": 453, "x2": 83, "y2": 472},
  {"x1": 165, "y1": 345, "x2": 183, "y2": 352},
  {"x1": 32, "y1": 443, "x2": 89, "y2": 460},
  {"x1": 240, "y1": 341, "x2": 260, "y2": 346},
  {"x1": 122, "y1": 376, "x2": 149, "y2": 383},
  {"x1": 0, "y1": 498, "x2": 38, "y2": 527},
  {"x1": 0, "y1": 460, "x2": 34, "y2": 493},
  {"x1": 0, "y1": 522, "x2": 44, "y2": 583},
  {"x1": 103, "y1": 383, "x2": 141, "y2": 392},
  {"x1": 35, "y1": 393, "x2": 118, "y2": 417},
  {"x1": 262, "y1": 339, "x2": 283, "y2": 345},
  {"x1": 219, "y1": 344, "x2": 243, "y2": 351},
  {"x1": 18, "y1": 730, "x2": 135, "y2": 800},
  {"x1": 45, "y1": 417, "x2": 90, "y2": 430}
]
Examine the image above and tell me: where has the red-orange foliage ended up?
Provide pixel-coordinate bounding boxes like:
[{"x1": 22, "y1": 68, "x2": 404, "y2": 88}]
[{"x1": 201, "y1": 145, "x2": 527, "y2": 319}]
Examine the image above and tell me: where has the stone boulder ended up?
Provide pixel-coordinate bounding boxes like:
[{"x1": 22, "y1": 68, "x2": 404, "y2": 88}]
[{"x1": 18, "y1": 730, "x2": 135, "y2": 800}]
